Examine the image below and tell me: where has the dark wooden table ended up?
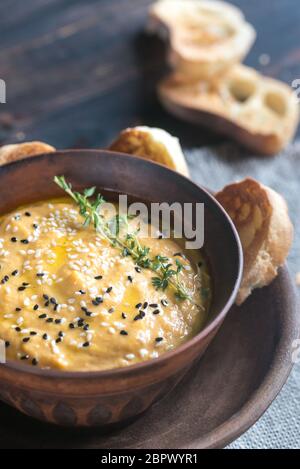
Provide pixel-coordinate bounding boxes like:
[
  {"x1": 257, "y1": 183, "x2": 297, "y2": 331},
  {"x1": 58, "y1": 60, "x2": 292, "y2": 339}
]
[{"x1": 0, "y1": 0, "x2": 300, "y2": 149}]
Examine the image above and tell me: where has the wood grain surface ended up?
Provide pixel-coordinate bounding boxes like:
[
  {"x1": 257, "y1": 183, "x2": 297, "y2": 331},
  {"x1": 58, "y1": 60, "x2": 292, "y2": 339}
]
[{"x1": 0, "y1": 0, "x2": 300, "y2": 150}]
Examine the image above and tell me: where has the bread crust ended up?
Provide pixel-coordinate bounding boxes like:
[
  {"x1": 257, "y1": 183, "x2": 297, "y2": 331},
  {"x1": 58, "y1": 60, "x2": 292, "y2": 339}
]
[
  {"x1": 158, "y1": 66, "x2": 299, "y2": 155},
  {"x1": 0, "y1": 141, "x2": 55, "y2": 166},
  {"x1": 216, "y1": 178, "x2": 293, "y2": 304},
  {"x1": 109, "y1": 126, "x2": 190, "y2": 177},
  {"x1": 149, "y1": 0, "x2": 255, "y2": 80}
]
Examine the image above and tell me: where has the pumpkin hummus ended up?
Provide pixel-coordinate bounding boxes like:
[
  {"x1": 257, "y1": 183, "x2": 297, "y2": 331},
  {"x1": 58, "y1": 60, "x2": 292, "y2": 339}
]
[{"x1": 0, "y1": 199, "x2": 210, "y2": 371}]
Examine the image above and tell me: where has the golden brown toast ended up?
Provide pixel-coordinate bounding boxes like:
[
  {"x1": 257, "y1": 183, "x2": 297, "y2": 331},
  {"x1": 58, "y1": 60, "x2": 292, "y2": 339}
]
[
  {"x1": 0, "y1": 141, "x2": 55, "y2": 166},
  {"x1": 158, "y1": 65, "x2": 299, "y2": 155},
  {"x1": 109, "y1": 126, "x2": 190, "y2": 177},
  {"x1": 216, "y1": 178, "x2": 293, "y2": 304},
  {"x1": 149, "y1": 0, "x2": 255, "y2": 80}
]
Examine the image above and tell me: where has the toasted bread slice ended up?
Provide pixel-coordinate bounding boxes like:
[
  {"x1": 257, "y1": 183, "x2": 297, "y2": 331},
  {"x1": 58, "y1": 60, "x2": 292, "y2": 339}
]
[
  {"x1": 109, "y1": 126, "x2": 190, "y2": 177},
  {"x1": 149, "y1": 0, "x2": 255, "y2": 80},
  {"x1": 158, "y1": 65, "x2": 299, "y2": 155},
  {"x1": 216, "y1": 178, "x2": 293, "y2": 304},
  {"x1": 0, "y1": 141, "x2": 55, "y2": 166}
]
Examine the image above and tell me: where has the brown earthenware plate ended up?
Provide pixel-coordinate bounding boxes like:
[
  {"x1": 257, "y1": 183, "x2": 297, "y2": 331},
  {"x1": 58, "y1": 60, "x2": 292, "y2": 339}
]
[{"x1": 0, "y1": 265, "x2": 298, "y2": 448}]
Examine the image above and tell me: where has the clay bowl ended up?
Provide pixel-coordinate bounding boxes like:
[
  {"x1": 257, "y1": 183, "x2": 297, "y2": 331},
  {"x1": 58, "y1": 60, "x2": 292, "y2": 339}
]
[{"x1": 0, "y1": 150, "x2": 243, "y2": 427}]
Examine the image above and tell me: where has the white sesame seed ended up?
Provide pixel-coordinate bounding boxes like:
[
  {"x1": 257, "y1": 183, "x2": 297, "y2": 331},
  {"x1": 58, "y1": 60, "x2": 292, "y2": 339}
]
[{"x1": 125, "y1": 353, "x2": 135, "y2": 361}]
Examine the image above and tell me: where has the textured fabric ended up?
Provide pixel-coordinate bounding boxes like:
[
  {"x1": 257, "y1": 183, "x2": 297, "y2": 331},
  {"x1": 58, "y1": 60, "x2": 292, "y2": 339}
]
[{"x1": 185, "y1": 141, "x2": 300, "y2": 449}]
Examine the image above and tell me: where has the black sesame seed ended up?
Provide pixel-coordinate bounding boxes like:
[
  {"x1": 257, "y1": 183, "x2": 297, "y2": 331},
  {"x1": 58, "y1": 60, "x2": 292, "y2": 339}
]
[
  {"x1": 36, "y1": 273, "x2": 45, "y2": 277},
  {"x1": 56, "y1": 338, "x2": 62, "y2": 343},
  {"x1": 20, "y1": 355, "x2": 29, "y2": 360},
  {"x1": 155, "y1": 337, "x2": 163, "y2": 343},
  {"x1": 22, "y1": 337, "x2": 30, "y2": 343},
  {"x1": 106, "y1": 286, "x2": 113, "y2": 293},
  {"x1": 58, "y1": 331, "x2": 64, "y2": 337},
  {"x1": 85, "y1": 311, "x2": 93, "y2": 317},
  {"x1": 161, "y1": 299, "x2": 168, "y2": 307},
  {"x1": 69, "y1": 323, "x2": 75, "y2": 329},
  {"x1": 54, "y1": 304, "x2": 59, "y2": 312},
  {"x1": 153, "y1": 309, "x2": 160, "y2": 315},
  {"x1": 11, "y1": 270, "x2": 19, "y2": 276},
  {"x1": 92, "y1": 296, "x2": 103, "y2": 306},
  {"x1": 120, "y1": 330, "x2": 128, "y2": 336},
  {"x1": 50, "y1": 297, "x2": 57, "y2": 305},
  {"x1": 135, "y1": 303, "x2": 142, "y2": 309},
  {"x1": 149, "y1": 303, "x2": 158, "y2": 308},
  {"x1": 134, "y1": 311, "x2": 145, "y2": 321},
  {"x1": 42, "y1": 333, "x2": 48, "y2": 340},
  {"x1": 10, "y1": 237, "x2": 17, "y2": 243},
  {"x1": 121, "y1": 312, "x2": 127, "y2": 319},
  {"x1": 135, "y1": 266, "x2": 141, "y2": 273},
  {"x1": 15, "y1": 327, "x2": 21, "y2": 332},
  {"x1": 18, "y1": 286, "x2": 26, "y2": 291},
  {"x1": 38, "y1": 314, "x2": 47, "y2": 319},
  {"x1": 15, "y1": 307, "x2": 22, "y2": 312},
  {"x1": 127, "y1": 275, "x2": 133, "y2": 283},
  {"x1": 21, "y1": 239, "x2": 29, "y2": 244},
  {"x1": 32, "y1": 358, "x2": 38, "y2": 366},
  {"x1": 43, "y1": 294, "x2": 49, "y2": 300},
  {"x1": 33, "y1": 224, "x2": 39, "y2": 229},
  {"x1": 5, "y1": 341, "x2": 10, "y2": 348},
  {"x1": 1, "y1": 275, "x2": 9, "y2": 283},
  {"x1": 30, "y1": 331, "x2": 37, "y2": 336},
  {"x1": 22, "y1": 282, "x2": 29, "y2": 286},
  {"x1": 82, "y1": 342, "x2": 90, "y2": 347},
  {"x1": 77, "y1": 319, "x2": 85, "y2": 327},
  {"x1": 55, "y1": 319, "x2": 62, "y2": 324},
  {"x1": 46, "y1": 318, "x2": 53, "y2": 323},
  {"x1": 81, "y1": 306, "x2": 88, "y2": 313},
  {"x1": 143, "y1": 302, "x2": 148, "y2": 309},
  {"x1": 94, "y1": 275, "x2": 103, "y2": 280},
  {"x1": 44, "y1": 301, "x2": 50, "y2": 307},
  {"x1": 78, "y1": 290, "x2": 86, "y2": 295},
  {"x1": 33, "y1": 304, "x2": 39, "y2": 311},
  {"x1": 83, "y1": 324, "x2": 90, "y2": 331},
  {"x1": 25, "y1": 212, "x2": 31, "y2": 217},
  {"x1": 108, "y1": 308, "x2": 115, "y2": 314}
]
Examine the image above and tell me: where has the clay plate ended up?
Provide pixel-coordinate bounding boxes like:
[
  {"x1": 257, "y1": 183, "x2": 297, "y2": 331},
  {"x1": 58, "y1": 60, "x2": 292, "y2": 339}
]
[{"x1": 0, "y1": 266, "x2": 298, "y2": 448}]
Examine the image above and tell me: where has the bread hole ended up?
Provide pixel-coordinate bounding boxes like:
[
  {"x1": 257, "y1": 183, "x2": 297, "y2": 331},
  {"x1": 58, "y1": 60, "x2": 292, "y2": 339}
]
[
  {"x1": 228, "y1": 78, "x2": 256, "y2": 103},
  {"x1": 264, "y1": 91, "x2": 287, "y2": 116}
]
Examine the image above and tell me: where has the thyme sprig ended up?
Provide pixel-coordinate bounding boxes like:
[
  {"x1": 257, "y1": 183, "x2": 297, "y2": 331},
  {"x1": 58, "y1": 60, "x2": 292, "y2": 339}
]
[{"x1": 54, "y1": 176, "x2": 194, "y2": 303}]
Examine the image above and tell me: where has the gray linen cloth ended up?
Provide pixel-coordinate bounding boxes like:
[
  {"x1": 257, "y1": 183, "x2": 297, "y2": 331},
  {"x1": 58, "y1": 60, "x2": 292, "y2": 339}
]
[{"x1": 185, "y1": 141, "x2": 300, "y2": 449}]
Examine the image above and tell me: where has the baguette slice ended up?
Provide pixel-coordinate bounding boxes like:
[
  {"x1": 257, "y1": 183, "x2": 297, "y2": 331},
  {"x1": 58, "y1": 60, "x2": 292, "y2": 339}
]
[
  {"x1": 216, "y1": 178, "x2": 293, "y2": 305},
  {"x1": 109, "y1": 126, "x2": 190, "y2": 177},
  {"x1": 158, "y1": 65, "x2": 299, "y2": 155},
  {"x1": 149, "y1": 0, "x2": 255, "y2": 80},
  {"x1": 0, "y1": 141, "x2": 55, "y2": 166}
]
